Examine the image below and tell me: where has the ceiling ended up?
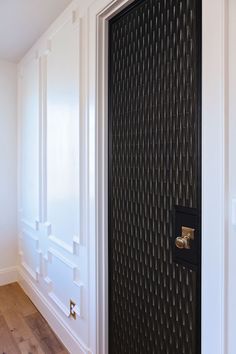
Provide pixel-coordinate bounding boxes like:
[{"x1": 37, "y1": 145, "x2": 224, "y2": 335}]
[{"x1": 0, "y1": 0, "x2": 72, "y2": 62}]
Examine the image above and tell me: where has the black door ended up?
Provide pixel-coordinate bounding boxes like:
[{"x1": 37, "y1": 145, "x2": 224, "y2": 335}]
[{"x1": 108, "y1": 1, "x2": 201, "y2": 353}]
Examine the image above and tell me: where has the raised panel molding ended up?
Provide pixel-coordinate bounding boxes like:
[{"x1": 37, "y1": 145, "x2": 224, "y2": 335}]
[
  {"x1": 19, "y1": 229, "x2": 42, "y2": 282},
  {"x1": 47, "y1": 247, "x2": 82, "y2": 288},
  {"x1": 21, "y1": 218, "x2": 40, "y2": 232},
  {"x1": 39, "y1": 221, "x2": 80, "y2": 254},
  {"x1": 44, "y1": 247, "x2": 82, "y2": 318},
  {"x1": 49, "y1": 233, "x2": 80, "y2": 255},
  {"x1": 44, "y1": 9, "x2": 82, "y2": 255},
  {"x1": 18, "y1": 3, "x2": 90, "y2": 352},
  {"x1": 49, "y1": 292, "x2": 71, "y2": 317}
]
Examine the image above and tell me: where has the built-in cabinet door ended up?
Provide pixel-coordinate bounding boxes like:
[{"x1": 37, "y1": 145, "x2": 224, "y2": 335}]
[{"x1": 108, "y1": 0, "x2": 201, "y2": 353}]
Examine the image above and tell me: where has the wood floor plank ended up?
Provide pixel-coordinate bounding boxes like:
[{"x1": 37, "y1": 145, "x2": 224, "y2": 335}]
[
  {"x1": 8, "y1": 283, "x2": 38, "y2": 316},
  {"x1": 0, "y1": 284, "x2": 18, "y2": 313},
  {"x1": 18, "y1": 338, "x2": 45, "y2": 354},
  {"x1": 25, "y1": 312, "x2": 68, "y2": 354},
  {"x1": 0, "y1": 283, "x2": 68, "y2": 354},
  {"x1": 0, "y1": 283, "x2": 37, "y2": 317},
  {"x1": 4, "y1": 308, "x2": 45, "y2": 353},
  {"x1": 0, "y1": 314, "x2": 21, "y2": 354}
]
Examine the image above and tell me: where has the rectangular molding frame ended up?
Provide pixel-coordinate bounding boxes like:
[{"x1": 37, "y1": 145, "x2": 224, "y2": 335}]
[
  {"x1": 19, "y1": 227, "x2": 41, "y2": 282},
  {"x1": 44, "y1": 14, "x2": 82, "y2": 254},
  {"x1": 17, "y1": 3, "x2": 88, "y2": 352}
]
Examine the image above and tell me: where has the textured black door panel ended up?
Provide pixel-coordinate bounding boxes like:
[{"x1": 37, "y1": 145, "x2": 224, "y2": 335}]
[{"x1": 108, "y1": 0, "x2": 201, "y2": 353}]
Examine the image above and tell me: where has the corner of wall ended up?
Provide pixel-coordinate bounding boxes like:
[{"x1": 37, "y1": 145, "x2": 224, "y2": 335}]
[{"x1": 0, "y1": 266, "x2": 18, "y2": 286}]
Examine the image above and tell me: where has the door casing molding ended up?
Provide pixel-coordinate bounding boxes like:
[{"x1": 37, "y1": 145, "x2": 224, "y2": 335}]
[{"x1": 87, "y1": 0, "x2": 228, "y2": 353}]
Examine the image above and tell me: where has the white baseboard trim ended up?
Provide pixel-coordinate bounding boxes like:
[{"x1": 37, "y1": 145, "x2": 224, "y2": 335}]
[
  {"x1": 17, "y1": 267, "x2": 92, "y2": 354},
  {"x1": 0, "y1": 266, "x2": 18, "y2": 286}
]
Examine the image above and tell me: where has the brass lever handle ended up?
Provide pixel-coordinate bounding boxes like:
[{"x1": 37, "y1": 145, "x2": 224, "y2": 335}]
[{"x1": 175, "y1": 226, "x2": 195, "y2": 250}]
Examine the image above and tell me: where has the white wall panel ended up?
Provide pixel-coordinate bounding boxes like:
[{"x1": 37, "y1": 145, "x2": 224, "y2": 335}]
[
  {"x1": 46, "y1": 247, "x2": 82, "y2": 316},
  {"x1": 20, "y1": 228, "x2": 40, "y2": 281},
  {"x1": 18, "y1": 3, "x2": 91, "y2": 353},
  {"x1": 46, "y1": 18, "x2": 80, "y2": 251},
  {"x1": 20, "y1": 57, "x2": 39, "y2": 226}
]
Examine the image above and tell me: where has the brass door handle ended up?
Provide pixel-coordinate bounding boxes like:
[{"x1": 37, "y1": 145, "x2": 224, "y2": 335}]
[{"x1": 175, "y1": 226, "x2": 195, "y2": 249}]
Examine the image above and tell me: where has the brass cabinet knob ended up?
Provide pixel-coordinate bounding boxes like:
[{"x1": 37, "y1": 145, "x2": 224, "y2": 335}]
[
  {"x1": 175, "y1": 236, "x2": 190, "y2": 249},
  {"x1": 175, "y1": 226, "x2": 195, "y2": 250}
]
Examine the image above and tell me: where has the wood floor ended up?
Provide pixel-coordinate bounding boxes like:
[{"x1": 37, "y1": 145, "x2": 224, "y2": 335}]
[{"x1": 0, "y1": 283, "x2": 68, "y2": 354}]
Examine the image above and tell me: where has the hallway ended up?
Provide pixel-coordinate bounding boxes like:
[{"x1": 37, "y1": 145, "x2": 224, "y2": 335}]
[{"x1": 0, "y1": 0, "x2": 234, "y2": 353}]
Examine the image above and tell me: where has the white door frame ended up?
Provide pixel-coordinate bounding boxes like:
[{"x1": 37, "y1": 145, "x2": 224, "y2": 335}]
[{"x1": 87, "y1": 0, "x2": 228, "y2": 353}]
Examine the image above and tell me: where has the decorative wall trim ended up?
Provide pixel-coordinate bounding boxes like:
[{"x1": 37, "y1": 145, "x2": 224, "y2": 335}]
[
  {"x1": 19, "y1": 229, "x2": 42, "y2": 282},
  {"x1": 72, "y1": 9, "x2": 80, "y2": 24},
  {"x1": 18, "y1": 267, "x2": 91, "y2": 354},
  {"x1": 21, "y1": 261, "x2": 39, "y2": 282},
  {"x1": 43, "y1": 247, "x2": 82, "y2": 317},
  {"x1": 47, "y1": 9, "x2": 80, "y2": 43},
  {"x1": 47, "y1": 247, "x2": 80, "y2": 275},
  {"x1": 41, "y1": 12, "x2": 82, "y2": 254},
  {"x1": 42, "y1": 221, "x2": 80, "y2": 254},
  {"x1": 22, "y1": 228, "x2": 38, "y2": 241},
  {"x1": 0, "y1": 267, "x2": 18, "y2": 286},
  {"x1": 48, "y1": 291, "x2": 71, "y2": 317},
  {"x1": 17, "y1": 1, "x2": 90, "y2": 353},
  {"x1": 49, "y1": 234, "x2": 80, "y2": 254},
  {"x1": 21, "y1": 218, "x2": 39, "y2": 232}
]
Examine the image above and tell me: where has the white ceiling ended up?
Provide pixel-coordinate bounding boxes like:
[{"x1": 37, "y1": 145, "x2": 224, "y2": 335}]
[{"x1": 0, "y1": 0, "x2": 72, "y2": 62}]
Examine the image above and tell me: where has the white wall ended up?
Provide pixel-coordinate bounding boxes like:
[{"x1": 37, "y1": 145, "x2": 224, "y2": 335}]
[
  {"x1": 17, "y1": 2, "x2": 94, "y2": 353},
  {"x1": 0, "y1": 60, "x2": 17, "y2": 273}
]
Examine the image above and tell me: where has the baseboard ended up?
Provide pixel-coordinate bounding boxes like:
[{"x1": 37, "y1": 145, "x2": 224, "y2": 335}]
[
  {"x1": 0, "y1": 266, "x2": 18, "y2": 286},
  {"x1": 17, "y1": 267, "x2": 91, "y2": 354}
]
